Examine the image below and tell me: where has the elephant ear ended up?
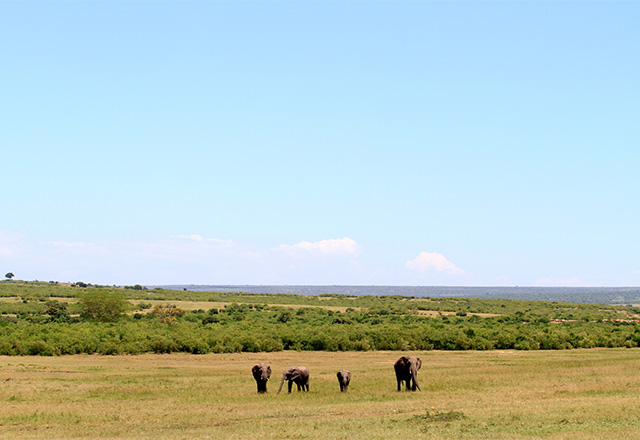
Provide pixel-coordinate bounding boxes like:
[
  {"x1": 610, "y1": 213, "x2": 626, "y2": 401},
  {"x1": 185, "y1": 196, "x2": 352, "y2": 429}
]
[
  {"x1": 252, "y1": 365, "x2": 260, "y2": 376},
  {"x1": 266, "y1": 365, "x2": 271, "y2": 378},
  {"x1": 416, "y1": 357, "x2": 422, "y2": 371}
]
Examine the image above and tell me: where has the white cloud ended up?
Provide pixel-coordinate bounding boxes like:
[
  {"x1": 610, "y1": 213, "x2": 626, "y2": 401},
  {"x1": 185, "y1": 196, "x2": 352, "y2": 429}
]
[
  {"x1": 172, "y1": 234, "x2": 205, "y2": 242},
  {"x1": 405, "y1": 252, "x2": 465, "y2": 275},
  {"x1": 171, "y1": 234, "x2": 233, "y2": 245},
  {"x1": 39, "y1": 241, "x2": 86, "y2": 248},
  {"x1": 279, "y1": 237, "x2": 361, "y2": 256},
  {"x1": 1, "y1": 230, "x2": 479, "y2": 285},
  {"x1": 0, "y1": 230, "x2": 23, "y2": 256}
]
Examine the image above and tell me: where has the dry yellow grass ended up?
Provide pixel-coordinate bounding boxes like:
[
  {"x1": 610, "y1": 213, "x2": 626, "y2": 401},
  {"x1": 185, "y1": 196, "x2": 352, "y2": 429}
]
[
  {"x1": 414, "y1": 310, "x2": 501, "y2": 318},
  {"x1": 2, "y1": 349, "x2": 640, "y2": 439},
  {"x1": 0, "y1": 296, "x2": 360, "y2": 314}
]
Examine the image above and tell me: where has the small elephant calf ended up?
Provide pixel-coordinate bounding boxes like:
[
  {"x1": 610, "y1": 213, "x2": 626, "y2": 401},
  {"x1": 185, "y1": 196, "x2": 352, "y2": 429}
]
[
  {"x1": 337, "y1": 369, "x2": 351, "y2": 392},
  {"x1": 277, "y1": 366, "x2": 310, "y2": 394}
]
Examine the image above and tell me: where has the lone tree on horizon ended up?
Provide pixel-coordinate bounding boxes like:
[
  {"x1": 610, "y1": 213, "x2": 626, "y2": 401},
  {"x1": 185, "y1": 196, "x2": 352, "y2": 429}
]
[{"x1": 4, "y1": 272, "x2": 14, "y2": 280}]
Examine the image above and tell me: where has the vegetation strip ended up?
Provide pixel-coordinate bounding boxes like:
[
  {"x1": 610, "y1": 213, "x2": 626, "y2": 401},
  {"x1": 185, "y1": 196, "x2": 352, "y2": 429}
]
[{"x1": 1, "y1": 280, "x2": 640, "y2": 355}]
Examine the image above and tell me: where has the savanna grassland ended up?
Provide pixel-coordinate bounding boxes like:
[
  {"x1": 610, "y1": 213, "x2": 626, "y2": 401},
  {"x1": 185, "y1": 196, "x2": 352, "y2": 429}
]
[
  {"x1": 2, "y1": 350, "x2": 640, "y2": 439},
  {"x1": 2, "y1": 281, "x2": 640, "y2": 438}
]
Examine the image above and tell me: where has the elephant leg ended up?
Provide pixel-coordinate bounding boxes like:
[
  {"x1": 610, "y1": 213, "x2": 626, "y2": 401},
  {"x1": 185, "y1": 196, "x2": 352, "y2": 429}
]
[
  {"x1": 288, "y1": 380, "x2": 293, "y2": 393},
  {"x1": 397, "y1": 379, "x2": 402, "y2": 391}
]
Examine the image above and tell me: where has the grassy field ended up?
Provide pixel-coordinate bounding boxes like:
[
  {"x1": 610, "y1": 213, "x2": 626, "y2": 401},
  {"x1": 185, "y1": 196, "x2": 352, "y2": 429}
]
[{"x1": 2, "y1": 349, "x2": 640, "y2": 439}]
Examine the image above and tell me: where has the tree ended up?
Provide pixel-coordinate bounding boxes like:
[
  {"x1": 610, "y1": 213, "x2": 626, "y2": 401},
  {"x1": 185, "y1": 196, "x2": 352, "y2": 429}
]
[
  {"x1": 45, "y1": 301, "x2": 70, "y2": 323},
  {"x1": 5, "y1": 272, "x2": 14, "y2": 280},
  {"x1": 79, "y1": 290, "x2": 129, "y2": 322},
  {"x1": 150, "y1": 304, "x2": 185, "y2": 323}
]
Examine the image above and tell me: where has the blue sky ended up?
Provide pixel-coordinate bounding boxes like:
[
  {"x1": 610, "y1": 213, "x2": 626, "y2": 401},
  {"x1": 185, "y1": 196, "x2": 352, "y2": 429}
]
[{"x1": 1, "y1": 1, "x2": 638, "y2": 286}]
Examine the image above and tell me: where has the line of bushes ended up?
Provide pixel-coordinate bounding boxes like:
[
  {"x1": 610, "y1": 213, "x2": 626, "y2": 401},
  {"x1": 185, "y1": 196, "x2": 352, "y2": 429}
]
[{"x1": 1, "y1": 318, "x2": 639, "y2": 356}]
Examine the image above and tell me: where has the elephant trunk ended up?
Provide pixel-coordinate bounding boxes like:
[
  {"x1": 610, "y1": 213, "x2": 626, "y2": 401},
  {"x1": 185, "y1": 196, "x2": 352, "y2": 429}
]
[
  {"x1": 277, "y1": 375, "x2": 286, "y2": 394},
  {"x1": 411, "y1": 367, "x2": 421, "y2": 391}
]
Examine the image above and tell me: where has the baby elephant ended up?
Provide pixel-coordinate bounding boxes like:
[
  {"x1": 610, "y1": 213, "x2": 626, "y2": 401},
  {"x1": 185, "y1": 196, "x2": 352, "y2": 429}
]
[
  {"x1": 252, "y1": 362, "x2": 271, "y2": 393},
  {"x1": 336, "y1": 369, "x2": 351, "y2": 392},
  {"x1": 277, "y1": 366, "x2": 310, "y2": 394}
]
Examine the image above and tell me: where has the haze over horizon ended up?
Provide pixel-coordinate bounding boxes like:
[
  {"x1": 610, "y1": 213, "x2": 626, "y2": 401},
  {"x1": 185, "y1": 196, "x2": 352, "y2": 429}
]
[{"x1": 1, "y1": 1, "x2": 638, "y2": 287}]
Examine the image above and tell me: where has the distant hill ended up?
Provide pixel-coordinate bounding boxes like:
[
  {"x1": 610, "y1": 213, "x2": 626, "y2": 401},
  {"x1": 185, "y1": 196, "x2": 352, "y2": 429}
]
[{"x1": 153, "y1": 285, "x2": 640, "y2": 305}]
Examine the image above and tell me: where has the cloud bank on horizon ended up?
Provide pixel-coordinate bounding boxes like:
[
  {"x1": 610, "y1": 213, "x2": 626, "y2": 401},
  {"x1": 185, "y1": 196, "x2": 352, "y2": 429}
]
[
  {"x1": 279, "y1": 237, "x2": 361, "y2": 257},
  {"x1": 1, "y1": 230, "x2": 636, "y2": 287},
  {"x1": 405, "y1": 252, "x2": 466, "y2": 275}
]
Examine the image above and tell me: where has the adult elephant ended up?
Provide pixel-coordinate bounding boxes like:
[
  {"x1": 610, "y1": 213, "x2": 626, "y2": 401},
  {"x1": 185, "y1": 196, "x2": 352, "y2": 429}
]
[
  {"x1": 394, "y1": 355, "x2": 422, "y2": 391},
  {"x1": 336, "y1": 369, "x2": 351, "y2": 392},
  {"x1": 277, "y1": 366, "x2": 309, "y2": 394},
  {"x1": 251, "y1": 362, "x2": 271, "y2": 393}
]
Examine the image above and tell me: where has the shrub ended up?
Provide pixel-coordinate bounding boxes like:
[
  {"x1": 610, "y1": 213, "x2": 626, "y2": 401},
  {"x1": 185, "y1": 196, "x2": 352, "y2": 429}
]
[
  {"x1": 150, "y1": 337, "x2": 178, "y2": 354},
  {"x1": 45, "y1": 301, "x2": 70, "y2": 323},
  {"x1": 79, "y1": 290, "x2": 129, "y2": 322}
]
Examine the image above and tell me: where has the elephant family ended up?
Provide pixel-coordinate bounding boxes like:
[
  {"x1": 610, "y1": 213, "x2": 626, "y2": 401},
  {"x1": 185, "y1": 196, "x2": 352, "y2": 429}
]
[
  {"x1": 251, "y1": 362, "x2": 271, "y2": 393},
  {"x1": 277, "y1": 366, "x2": 309, "y2": 394},
  {"x1": 336, "y1": 369, "x2": 351, "y2": 392},
  {"x1": 394, "y1": 355, "x2": 422, "y2": 391}
]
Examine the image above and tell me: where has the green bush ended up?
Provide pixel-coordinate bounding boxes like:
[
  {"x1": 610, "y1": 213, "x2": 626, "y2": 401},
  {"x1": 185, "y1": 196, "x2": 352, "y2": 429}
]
[{"x1": 79, "y1": 290, "x2": 129, "y2": 322}]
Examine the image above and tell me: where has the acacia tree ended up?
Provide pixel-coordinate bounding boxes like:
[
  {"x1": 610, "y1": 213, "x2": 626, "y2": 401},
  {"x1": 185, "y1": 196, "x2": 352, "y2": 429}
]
[
  {"x1": 150, "y1": 304, "x2": 186, "y2": 323},
  {"x1": 79, "y1": 290, "x2": 129, "y2": 322},
  {"x1": 4, "y1": 273, "x2": 14, "y2": 280}
]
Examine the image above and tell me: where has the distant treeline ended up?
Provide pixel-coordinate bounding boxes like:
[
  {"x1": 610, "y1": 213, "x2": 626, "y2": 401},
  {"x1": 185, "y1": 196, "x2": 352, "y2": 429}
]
[
  {"x1": 1, "y1": 281, "x2": 640, "y2": 355},
  {"x1": 157, "y1": 284, "x2": 640, "y2": 305}
]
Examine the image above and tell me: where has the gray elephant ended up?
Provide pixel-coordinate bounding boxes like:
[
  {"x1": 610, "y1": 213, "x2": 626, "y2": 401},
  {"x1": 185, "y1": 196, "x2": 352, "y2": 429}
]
[
  {"x1": 252, "y1": 362, "x2": 271, "y2": 393},
  {"x1": 394, "y1": 355, "x2": 422, "y2": 391},
  {"x1": 277, "y1": 366, "x2": 309, "y2": 394},
  {"x1": 336, "y1": 369, "x2": 351, "y2": 392}
]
